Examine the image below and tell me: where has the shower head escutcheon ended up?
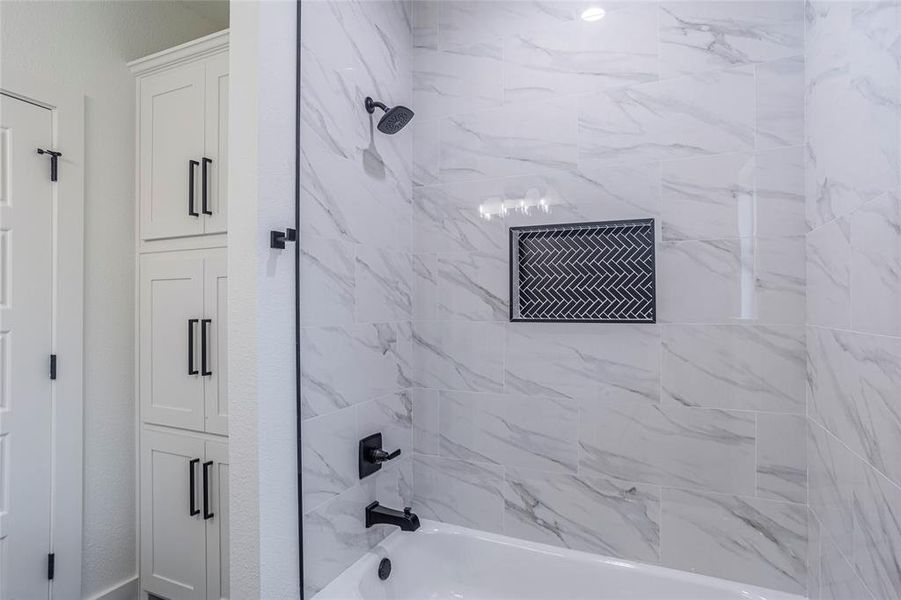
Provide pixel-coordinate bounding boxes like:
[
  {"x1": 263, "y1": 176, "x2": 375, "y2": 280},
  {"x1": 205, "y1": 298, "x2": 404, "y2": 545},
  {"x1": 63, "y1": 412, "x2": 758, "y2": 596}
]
[{"x1": 365, "y1": 96, "x2": 414, "y2": 134}]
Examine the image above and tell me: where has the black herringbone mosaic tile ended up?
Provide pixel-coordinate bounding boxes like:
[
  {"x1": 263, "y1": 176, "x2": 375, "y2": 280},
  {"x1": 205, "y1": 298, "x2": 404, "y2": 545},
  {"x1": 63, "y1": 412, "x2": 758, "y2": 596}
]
[{"x1": 510, "y1": 219, "x2": 656, "y2": 323}]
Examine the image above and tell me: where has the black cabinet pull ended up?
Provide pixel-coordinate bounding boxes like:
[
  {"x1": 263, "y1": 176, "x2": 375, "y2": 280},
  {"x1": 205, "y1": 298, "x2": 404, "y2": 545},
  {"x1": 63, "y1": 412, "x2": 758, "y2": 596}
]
[
  {"x1": 188, "y1": 160, "x2": 199, "y2": 216},
  {"x1": 202, "y1": 157, "x2": 213, "y2": 215},
  {"x1": 202, "y1": 460, "x2": 214, "y2": 520},
  {"x1": 189, "y1": 458, "x2": 200, "y2": 516},
  {"x1": 188, "y1": 319, "x2": 199, "y2": 375},
  {"x1": 201, "y1": 319, "x2": 212, "y2": 376}
]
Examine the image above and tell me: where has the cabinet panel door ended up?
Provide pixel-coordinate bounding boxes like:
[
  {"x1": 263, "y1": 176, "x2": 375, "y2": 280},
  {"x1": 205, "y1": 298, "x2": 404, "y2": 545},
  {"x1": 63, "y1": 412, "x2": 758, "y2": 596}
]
[
  {"x1": 204, "y1": 441, "x2": 229, "y2": 600},
  {"x1": 140, "y1": 63, "x2": 206, "y2": 240},
  {"x1": 203, "y1": 53, "x2": 229, "y2": 234},
  {"x1": 140, "y1": 254, "x2": 205, "y2": 430},
  {"x1": 203, "y1": 252, "x2": 228, "y2": 435},
  {"x1": 141, "y1": 429, "x2": 207, "y2": 600}
]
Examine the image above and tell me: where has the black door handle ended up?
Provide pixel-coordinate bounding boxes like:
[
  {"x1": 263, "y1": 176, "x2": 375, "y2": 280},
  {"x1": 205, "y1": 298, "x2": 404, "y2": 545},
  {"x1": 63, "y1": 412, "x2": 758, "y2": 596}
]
[
  {"x1": 203, "y1": 460, "x2": 214, "y2": 519},
  {"x1": 189, "y1": 458, "x2": 200, "y2": 516},
  {"x1": 201, "y1": 319, "x2": 212, "y2": 376},
  {"x1": 188, "y1": 319, "x2": 199, "y2": 375},
  {"x1": 202, "y1": 157, "x2": 213, "y2": 215},
  {"x1": 188, "y1": 160, "x2": 199, "y2": 216}
]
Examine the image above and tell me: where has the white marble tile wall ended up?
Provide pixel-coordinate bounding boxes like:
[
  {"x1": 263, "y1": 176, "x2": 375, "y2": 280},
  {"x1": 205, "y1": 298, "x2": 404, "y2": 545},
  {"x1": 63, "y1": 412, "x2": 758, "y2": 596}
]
[
  {"x1": 805, "y1": 3, "x2": 901, "y2": 599},
  {"x1": 409, "y1": 1, "x2": 809, "y2": 595},
  {"x1": 299, "y1": 1, "x2": 415, "y2": 596}
]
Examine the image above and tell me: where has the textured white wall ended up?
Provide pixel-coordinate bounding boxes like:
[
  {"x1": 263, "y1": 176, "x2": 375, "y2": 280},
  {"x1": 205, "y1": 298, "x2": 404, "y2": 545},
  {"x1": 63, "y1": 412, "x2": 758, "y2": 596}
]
[
  {"x1": 228, "y1": 1, "x2": 300, "y2": 598},
  {"x1": 0, "y1": 2, "x2": 227, "y2": 597}
]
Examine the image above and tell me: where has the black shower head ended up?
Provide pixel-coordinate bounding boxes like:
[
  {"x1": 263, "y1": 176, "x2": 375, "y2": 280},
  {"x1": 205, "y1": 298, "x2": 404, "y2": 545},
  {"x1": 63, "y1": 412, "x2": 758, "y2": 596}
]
[{"x1": 365, "y1": 96, "x2": 414, "y2": 134}]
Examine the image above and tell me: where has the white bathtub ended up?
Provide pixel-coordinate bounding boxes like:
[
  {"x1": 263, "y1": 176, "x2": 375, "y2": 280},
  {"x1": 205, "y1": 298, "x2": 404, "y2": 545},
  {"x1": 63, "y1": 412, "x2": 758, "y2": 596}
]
[{"x1": 314, "y1": 520, "x2": 804, "y2": 600}]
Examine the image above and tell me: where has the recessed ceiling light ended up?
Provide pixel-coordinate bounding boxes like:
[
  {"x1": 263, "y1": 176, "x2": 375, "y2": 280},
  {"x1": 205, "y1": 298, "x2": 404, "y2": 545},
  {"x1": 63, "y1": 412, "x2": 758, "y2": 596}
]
[{"x1": 581, "y1": 6, "x2": 606, "y2": 22}]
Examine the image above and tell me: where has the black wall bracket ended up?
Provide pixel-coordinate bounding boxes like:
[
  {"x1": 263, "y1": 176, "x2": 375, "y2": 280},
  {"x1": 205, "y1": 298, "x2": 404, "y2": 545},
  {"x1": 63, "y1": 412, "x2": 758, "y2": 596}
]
[
  {"x1": 37, "y1": 148, "x2": 62, "y2": 182},
  {"x1": 270, "y1": 227, "x2": 296, "y2": 249}
]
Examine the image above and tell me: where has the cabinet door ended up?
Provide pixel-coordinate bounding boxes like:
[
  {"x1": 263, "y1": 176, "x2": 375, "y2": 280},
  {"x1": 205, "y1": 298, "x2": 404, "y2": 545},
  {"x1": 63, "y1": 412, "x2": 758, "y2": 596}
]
[
  {"x1": 203, "y1": 53, "x2": 229, "y2": 234},
  {"x1": 204, "y1": 441, "x2": 229, "y2": 600},
  {"x1": 140, "y1": 254, "x2": 205, "y2": 430},
  {"x1": 203, "y1": 252, "x2": 228, "y2": 435},
  {"x1": 140, "y1": 62, "x2": 206, "y2": 239},
  {"x1": 141, "y1": 429, "x2": 207, "y2": 600}
]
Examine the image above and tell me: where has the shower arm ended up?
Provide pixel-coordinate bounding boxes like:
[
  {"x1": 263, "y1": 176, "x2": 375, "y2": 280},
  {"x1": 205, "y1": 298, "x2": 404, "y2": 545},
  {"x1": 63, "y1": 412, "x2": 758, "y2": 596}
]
[{"x1": 365, "y1": 97, "x2": 389, "y2": 114}]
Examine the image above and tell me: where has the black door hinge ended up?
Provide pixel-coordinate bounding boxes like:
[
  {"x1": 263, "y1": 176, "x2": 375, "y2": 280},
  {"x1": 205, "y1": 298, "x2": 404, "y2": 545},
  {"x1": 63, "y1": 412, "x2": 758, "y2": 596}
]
[
  {"x1": 47, "y1": 553, "x2": 55, "y2": 580},
  {"x1": 49, "y1": 355, "x2": 57, "y2": 380},
  {"x1": 37, "y1": 148, "x2": 62, "y2": 182}
]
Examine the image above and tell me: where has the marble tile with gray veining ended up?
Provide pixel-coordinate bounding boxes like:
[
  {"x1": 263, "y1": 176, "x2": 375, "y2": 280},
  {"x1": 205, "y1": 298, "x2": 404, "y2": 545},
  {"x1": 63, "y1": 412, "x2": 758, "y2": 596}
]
[
  {"x1": 757, "y1": 56, "x2": 805, "y2": 149},
  {"x1": 302, "y1": 406, "x2": 358, "y2": 513},
  {"x1": 503, "y1": 4, "x2": 658, "y2": 103},
  {"x1": 662, "y1": 324, "x2": 805, "y2": 413},
  {"x1": 412, "y1": 320, "x2": 504, "y2": 392},
  {"x1": 756, "y1": 145, "x2": 806, "y2": 237},
  {"x1": 440, "y1": 96, "x2": 579, "y2": 183},
  {"x1": 804, "y1": 0, "x2": 851, "y2": 94},
  {"x1": 301, "y1": 127, "x2": 412, "y2": 252},
  {"x1": 300, "y1": 321, "x2": 412, "y2": 419},
  {"x1": 300, "y1": 0, "x2": 412, "y2": 170},
  {"x1": 807, "y1": 326, "x2": 901, "y2": 488},
  {"x1": 437, "y1": 252, "x2": 507, "y2": 321},
  {"x1": 412, "y1": 253, "x2": 438, "y2": 319},
  {"x1": 757, "y1": 413, "x2": 807, "y2": 504},
  {"x1": 503, "y1": 470, "x2": 660, "y2": 562},
  {"x1": 662, "y1": 145, "x2": 805, "y2": 240},
  {"x1": 356, "y1": 390, "x2": 412, "y2": 460},
  {"x1": 755, "y1": 236, "x2": 806, "y2": 324},
  {"x1": 437, "y1": 107, "x2": 506, "y2": 183},
  {"x1": 412, "y1": 0, "x2": 438, "y2": 49},
  {"x1": 436, "y1": 0, "x2": 580, "y2": 53},
  {"x1": 852, "y1": 463, "x2": 901, "y2": 600},
  {"x1": 439, "y1": 391, "x2": 579, "y2": 473},
  {"x1": 807, "y1": 420, "x2": 857, "y2": 558},
  {"x1": 303, "y1": 457, "x2": 413, "y2": 597},
  {"x1": 580, "y1": 398, "x2": 756, "y2": 495},
  {"x1": 376, "y1": 456, "x2": 414, "y2": 511},
  {"x1": 502, "y1": 165, "x2": 661, "y2": 229},
  {"x1": 805, "y1": 55, "x2": 897, "y2": 230},
  {"x1": 658, "y1": 1, "x2": 804, "y2": 78},
  {"x1": 411, "y1": 388, "x2": 440, "y2": 455},
  {"x1": 579, "y1": 67, "x2": 756, "y2": 169},
  {"x1": 412, "y1": 119, "x2": 441, "y2": 187},
  {"x1": 808, "y1": 510, "x2": 822, "y2": 600},
  {"x1": 658, "y1": 239, "x2": 741, "y2": 323},
  {"x1": 302, "y1": 484, "x2": 374, "y2": 598},
  {"x1": 851, "y1": 193, "x2": 901, "y2": 337},
  {"x1": 660, "y1": 488, "x2": 807, "y2": 595},
  {"x1": 661, "y1": 152, "x2": 756, "y2": 241},
  {"x1": 502, "y1": 96, "x2": 582, "y2": 179},
  {"x1": 354, "y1": 247, "x2": 412, "y2": 323},
  {"x1": 412, "y1": 455, "x2": 505, "y2": 532},
  {"x1": 505, "y1": 322, "x2": 659, "y2": 404},
  {"x1": 300, "y1": 235, "x2": 355, "y2": 327},
  {"x1": 413, "y1": 182, "x2": 506, "y2": 254},
  {"x1": 819, "y1": 533, "x2": 875, "y2": 600},
  {"x1": 413, "y1": 43, "x2": 504, "y2": 120},
  {"x1": 806, "y1": 219, "x2": 851, "y2": 328}
]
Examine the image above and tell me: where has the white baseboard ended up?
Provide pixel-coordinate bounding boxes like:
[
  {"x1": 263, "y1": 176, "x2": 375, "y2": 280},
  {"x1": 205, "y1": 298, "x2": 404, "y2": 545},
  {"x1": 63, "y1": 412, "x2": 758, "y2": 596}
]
[{"x1": 86, "y1": 576, "x2": 140, "y2": 600}]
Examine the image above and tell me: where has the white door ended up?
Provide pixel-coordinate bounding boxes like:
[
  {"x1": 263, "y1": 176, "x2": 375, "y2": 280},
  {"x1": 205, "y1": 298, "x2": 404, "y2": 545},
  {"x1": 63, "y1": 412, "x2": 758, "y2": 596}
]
[
  {"x1": 203, "y1": 54, "x2": 228, "y2": 234},
  {"x1": 141, "y1": 429, "x2": 207, "y2": 600},
  {"x1": 203, "y1": 253, "x2": 227, "y2": 435},
  {"x1": 139, "y1": 63, "x2": 205, "y2": 240},
  {"x1": 204, "y1": 441, "x2": 229, "y2": 600},
  {"x1": 140, "y1": 254, "x2": 205, "y2": 430},
  {"x1": 0, "y1": 94, "x2": 54, "y2": 600}
]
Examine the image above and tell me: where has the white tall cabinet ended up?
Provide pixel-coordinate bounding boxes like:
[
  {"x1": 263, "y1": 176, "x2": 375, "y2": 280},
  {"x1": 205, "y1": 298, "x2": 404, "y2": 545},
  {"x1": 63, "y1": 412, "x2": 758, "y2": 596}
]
[{"x1": 130, "y1": 31, "x2": 229, "y2": 600}]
